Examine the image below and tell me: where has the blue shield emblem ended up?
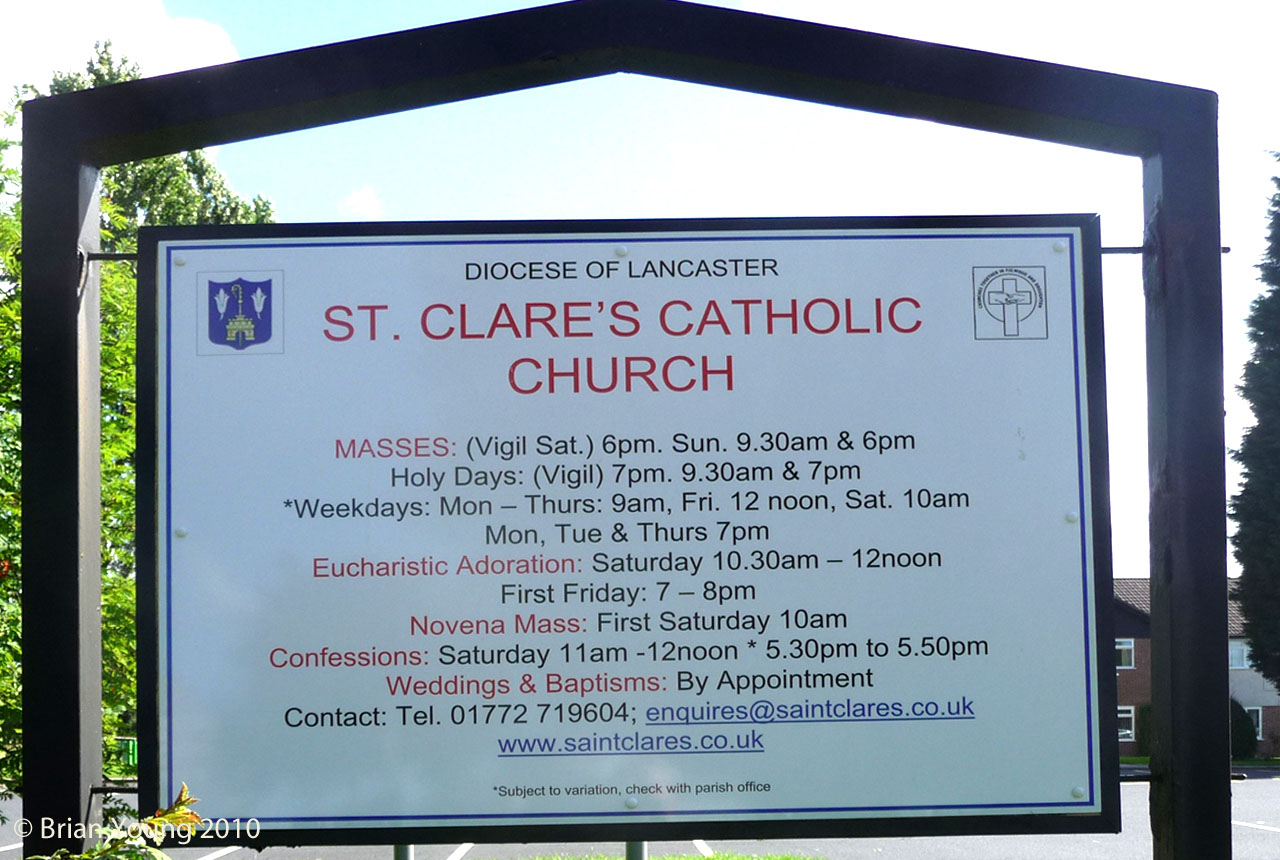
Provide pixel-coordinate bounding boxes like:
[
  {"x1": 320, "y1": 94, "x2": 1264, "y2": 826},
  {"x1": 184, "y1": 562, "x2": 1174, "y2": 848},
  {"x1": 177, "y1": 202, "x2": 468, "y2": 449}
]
[{"x1": 209, "y1": 278, "x2": 272, "y2": 350}]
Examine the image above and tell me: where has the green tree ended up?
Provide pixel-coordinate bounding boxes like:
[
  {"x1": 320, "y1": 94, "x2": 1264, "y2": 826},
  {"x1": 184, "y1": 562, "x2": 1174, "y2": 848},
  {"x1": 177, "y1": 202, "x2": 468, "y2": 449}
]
[
  {"x1": 0, "y1": 44, "x2": 273, "y2": 795},
  {"x1": 1232, "y1": 162, "x2": 1280, "y2": 690},
  {"x1": 48, "y1": 42, "x2": 273, "y2": 252},
  {"x1": 0, "y1": 90, "x2": 27, "y2": 797},
  {"x1": 1229, "y1": 697, "x2": 1259, "y2": 760}
]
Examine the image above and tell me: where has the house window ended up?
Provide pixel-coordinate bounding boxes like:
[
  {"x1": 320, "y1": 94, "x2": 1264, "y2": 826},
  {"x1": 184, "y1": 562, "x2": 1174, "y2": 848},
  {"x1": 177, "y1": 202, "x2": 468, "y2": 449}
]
[
  {"x1": 1116, "y1": 638, "x2": 1135, "y2": 670},
  {"x1": 1118, "y1": 706, "x2": 1135, "y2": 741},
  {"x1": 1229, "y1": 640, "x2": 1250, "y2": 670},
  {"x1": 1247, "y1": 707, "x2": 1262, "y2": 741}
]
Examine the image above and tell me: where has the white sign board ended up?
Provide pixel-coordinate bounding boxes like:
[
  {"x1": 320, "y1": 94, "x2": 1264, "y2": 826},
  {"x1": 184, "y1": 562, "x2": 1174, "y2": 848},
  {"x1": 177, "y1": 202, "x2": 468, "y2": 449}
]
[{"x1": 144, "y1": 218, "x2": 1112, "y2": 839}]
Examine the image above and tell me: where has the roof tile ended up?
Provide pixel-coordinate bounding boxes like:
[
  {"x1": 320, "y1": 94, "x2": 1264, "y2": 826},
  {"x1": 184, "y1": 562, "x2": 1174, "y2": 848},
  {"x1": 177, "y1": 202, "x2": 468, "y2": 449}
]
[{"x1": 1112, "y1": 578, "x2": 1245, "y2": 637}]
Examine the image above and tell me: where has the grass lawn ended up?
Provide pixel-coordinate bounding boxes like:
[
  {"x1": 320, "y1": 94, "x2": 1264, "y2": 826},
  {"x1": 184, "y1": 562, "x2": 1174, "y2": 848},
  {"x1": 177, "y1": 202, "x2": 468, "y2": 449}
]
[{"x1": 1121, "y1": 755, "x2": 1280, "y2": 767}]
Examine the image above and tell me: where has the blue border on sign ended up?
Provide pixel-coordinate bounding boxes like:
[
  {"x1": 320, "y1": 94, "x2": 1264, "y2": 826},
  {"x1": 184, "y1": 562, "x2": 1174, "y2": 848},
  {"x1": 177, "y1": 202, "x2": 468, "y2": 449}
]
[{"x1": 157, "y1": 226, "x2": 1100, "y2": 826}]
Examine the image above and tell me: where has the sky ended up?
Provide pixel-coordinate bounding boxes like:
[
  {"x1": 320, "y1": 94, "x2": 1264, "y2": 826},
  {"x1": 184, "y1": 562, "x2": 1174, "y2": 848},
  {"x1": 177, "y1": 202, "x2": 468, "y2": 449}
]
[{"x1": 6, "y1": 0, "x2": 1280, "y2": 580}]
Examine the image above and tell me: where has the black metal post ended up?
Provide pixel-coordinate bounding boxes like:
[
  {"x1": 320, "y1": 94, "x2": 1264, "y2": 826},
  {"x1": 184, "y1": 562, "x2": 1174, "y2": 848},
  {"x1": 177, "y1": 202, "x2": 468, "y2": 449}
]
[
  {"x1": 21, "y1": 103, "x2": 103, "y2": 857},
  {"x1": 1143, "y1": 126, "x2": 1231, "y2": 860}
]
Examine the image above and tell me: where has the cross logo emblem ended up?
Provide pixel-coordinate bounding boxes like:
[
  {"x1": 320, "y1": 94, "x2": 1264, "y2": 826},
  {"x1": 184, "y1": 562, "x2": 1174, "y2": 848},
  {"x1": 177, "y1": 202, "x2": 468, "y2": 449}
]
[
  {"x1": 987, "y1": 278, "x2": 1035, "y2": 336},
  {"x1": 973, "y1": 268, "x2": 1047, "y2": 340}
]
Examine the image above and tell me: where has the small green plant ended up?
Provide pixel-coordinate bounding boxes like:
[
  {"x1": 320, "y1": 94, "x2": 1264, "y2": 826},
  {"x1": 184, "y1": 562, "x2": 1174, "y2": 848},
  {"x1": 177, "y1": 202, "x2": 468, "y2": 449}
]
[{"x1": 30, "y1": 784, "x2": 202, "y2": 860}]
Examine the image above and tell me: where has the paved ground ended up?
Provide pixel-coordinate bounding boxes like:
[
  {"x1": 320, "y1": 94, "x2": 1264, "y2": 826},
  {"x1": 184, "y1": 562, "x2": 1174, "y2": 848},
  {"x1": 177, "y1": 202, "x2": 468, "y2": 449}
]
[{"x1": 4, "y1": 774, "x2": 1279, "y2": 860}]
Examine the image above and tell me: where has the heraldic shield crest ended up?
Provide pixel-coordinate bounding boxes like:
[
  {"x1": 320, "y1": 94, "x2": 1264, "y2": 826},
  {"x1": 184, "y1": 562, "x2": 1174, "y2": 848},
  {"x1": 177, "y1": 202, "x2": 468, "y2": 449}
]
[{"x1": 208, "y1": 278, "x2": 272, "y2": 350}]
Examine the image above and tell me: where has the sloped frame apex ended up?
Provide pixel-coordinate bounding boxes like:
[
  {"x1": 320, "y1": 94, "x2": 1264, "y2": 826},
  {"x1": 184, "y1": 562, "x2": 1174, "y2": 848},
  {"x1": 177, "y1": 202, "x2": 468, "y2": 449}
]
[{"x1": 25, "y1": 0, "x2": 1213, "y2": 166}]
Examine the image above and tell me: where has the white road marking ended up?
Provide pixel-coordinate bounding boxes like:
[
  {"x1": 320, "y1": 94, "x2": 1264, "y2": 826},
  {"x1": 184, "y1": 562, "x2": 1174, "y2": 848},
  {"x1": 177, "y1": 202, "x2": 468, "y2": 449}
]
[
  {"x1": 692, "y1": 839, "x2": 714, "y2": 857},
  {"x1": 0, "y1": 843, "x2": 23, "y2": 853},
  {"x1": 194, "y1": 846, "x2": 243, "y2": 860},
  {"x1": 445, "y1": 842, "x2": 475, "y2": 860},
  {"x1": 1233, "y1": 820, "x2": 1280, "y2": 833}
]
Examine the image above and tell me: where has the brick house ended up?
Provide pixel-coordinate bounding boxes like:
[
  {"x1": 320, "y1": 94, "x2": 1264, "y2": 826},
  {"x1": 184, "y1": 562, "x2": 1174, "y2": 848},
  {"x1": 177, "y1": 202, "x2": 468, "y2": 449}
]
[{"x1": 1114, "y1": 578, "x2": 1280, "y2": 757}]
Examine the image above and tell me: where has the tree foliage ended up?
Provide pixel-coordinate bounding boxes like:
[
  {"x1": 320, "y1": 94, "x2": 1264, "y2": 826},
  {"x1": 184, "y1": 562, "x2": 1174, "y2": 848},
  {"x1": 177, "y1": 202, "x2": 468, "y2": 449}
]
[
  {"x1": 48, "y1": 43, "x2": 273, "y2": 252},
  {"x1": 0, "y1": 90, "x2": 27, "y2": 797},
  {"x1": 0, "y1": 43, "x2": 273, "y2": 795},
  {"x1": 1229, "y1": 697, "x2": 1259, "y2": 760},
  {"x1": 1232, "y1": 161, "x2": 1280, "y2": 690}
]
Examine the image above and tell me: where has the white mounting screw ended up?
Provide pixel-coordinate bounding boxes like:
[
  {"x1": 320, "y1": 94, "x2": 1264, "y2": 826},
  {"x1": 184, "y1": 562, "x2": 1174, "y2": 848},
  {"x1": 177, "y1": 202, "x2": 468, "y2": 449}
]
[
  {"x1": 624, "y1": 796, "x2": 639, "y2": 809},
  {"x1": 1065, "y1": 511, "x2": 1080, "y2": 523},
  {"x1": 173, "y1": 257, "x2": 187, "y2": 266},
  {"x1": 615, "y1": 246, "x2": 629, "y2": 257},
  {"x1": 1053, "y1": 241, "x2": 1068, "y2": 253},
  {"x1": 1071, "y1": 786, "x2": 1086, "y2": 798},
  {"x1": 174, "y1": 528, "x2": 189, "y2": 538}
]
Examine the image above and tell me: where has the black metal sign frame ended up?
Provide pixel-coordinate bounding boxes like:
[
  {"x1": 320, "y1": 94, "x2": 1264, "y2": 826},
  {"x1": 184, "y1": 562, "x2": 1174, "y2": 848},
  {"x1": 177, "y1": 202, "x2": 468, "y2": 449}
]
[
  {"x1": 140, "y1": 211, "x2": 1116, "y2": 844},
  {"x1": 22, "y1": 2, "x2": 1225, "y2": 857},
  {"x1": 136, "y1": 213, "x2": 1114, "y2": 845}
]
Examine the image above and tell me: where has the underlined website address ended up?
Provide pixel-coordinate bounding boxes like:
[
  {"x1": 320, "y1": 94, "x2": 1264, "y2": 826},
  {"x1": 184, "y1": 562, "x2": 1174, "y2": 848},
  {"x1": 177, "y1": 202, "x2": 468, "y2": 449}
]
[{"x1": 497, "y1": 729, "x2": 766, "y2": 757}]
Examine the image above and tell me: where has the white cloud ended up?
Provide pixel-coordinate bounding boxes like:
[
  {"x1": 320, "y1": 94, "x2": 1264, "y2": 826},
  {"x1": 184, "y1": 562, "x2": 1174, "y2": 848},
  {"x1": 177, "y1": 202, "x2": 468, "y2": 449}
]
[
  {"x1": 5, "y1": 0, "x2": 238, "y2": 98},
  {"x1": 1, "y1": 1, "x2": 239, "y2": 175},
  {"x1": 132, "y1": 14, "x2": 241, "y2": 78},
  {"x1": 337, "y1": 185, "x2": 386, "y2": 221}
]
